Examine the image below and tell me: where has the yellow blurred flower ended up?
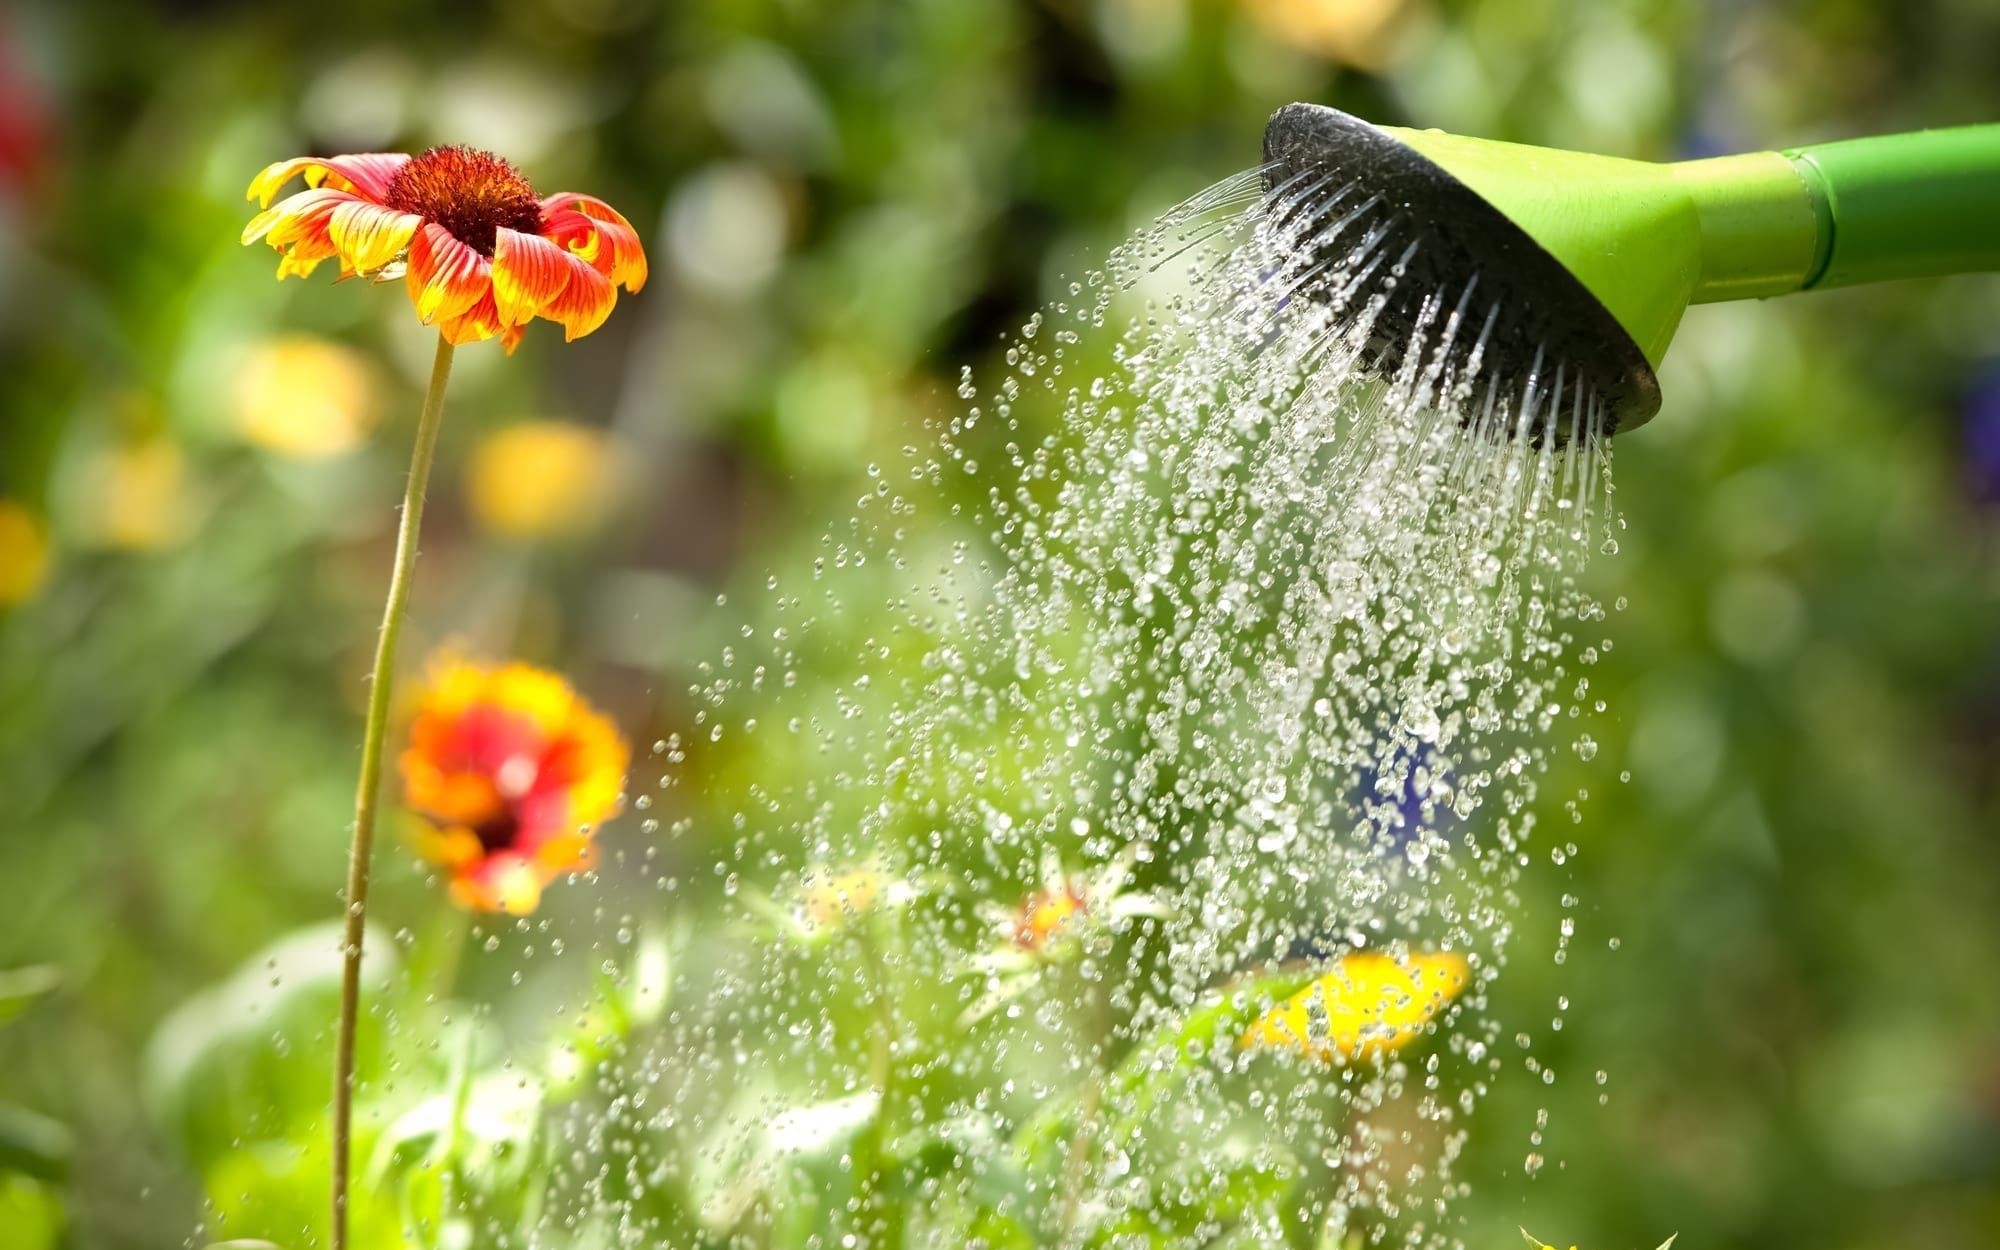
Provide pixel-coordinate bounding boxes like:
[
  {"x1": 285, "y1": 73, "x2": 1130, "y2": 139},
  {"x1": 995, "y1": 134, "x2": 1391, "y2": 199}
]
[
  {"x1": 801, "y1": 864, "x2": 889, "y2": 931},
  {"x1": 80, "y1": 437, "x2": 188, "y2": 550},
  {"x1": 743, "y1": 861, "x2": 919, "y2": 947},
  {"x1": 233, "y1": 334, "x2": 380, "y2": 457},
  {"x1": 464, "y1": 420, "x2": 617, "y2": 540},
  {"x1": 1238, "y1": 0, "x2": 1419, "y2": 70},
  {"x1": 1241, "y1": 950, "x2": 1468, "y2": 1063},
  {"x1": 0, "y1": 501, "x2": 51, "y2": 604}
]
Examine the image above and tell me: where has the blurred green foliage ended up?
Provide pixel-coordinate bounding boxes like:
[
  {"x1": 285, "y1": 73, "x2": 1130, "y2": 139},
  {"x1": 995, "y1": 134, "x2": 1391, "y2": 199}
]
[{"x1": 1, "y1": 0, "x2": 1997, "y2": 1247}]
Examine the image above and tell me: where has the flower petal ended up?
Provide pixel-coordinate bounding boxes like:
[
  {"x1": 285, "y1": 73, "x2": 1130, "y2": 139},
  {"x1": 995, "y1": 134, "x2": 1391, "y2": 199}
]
[
  {"x1": 529, "y1": 831, "x2": 596, "y2": 876},
  {"x1": 491, "y1": 227, "x2": 573, "y2": 327},
  {"x1": 328, "y1": 200, "x2": 422, "y2": 275},
  {"x1": 410, "y1": 823, "x2": 486, "y2": 872},
  {"x1": 451, "y1": 852, "x2": 546, "y2": 915},
  {"x1": 243, "y1": 188, "x2": 367, "y2": 279},
  {"x1": 404, "y1": 223, "x2": 491, "y2": 325},
  {"x1": 543, "y1": 253, "x2": 616, "y2": 341},
  {"x1": 241, "y1": 187, "x2": 351, "y2": 246},
  {"x1": 541, "y1": 192, "x2": 648, "y2": 291},
  {"x1": 246, "y1": 152, "x2": 408, "y2": 207},
  {"x1": 437, "y1": 287, "x2": 504, "y2": 346}
]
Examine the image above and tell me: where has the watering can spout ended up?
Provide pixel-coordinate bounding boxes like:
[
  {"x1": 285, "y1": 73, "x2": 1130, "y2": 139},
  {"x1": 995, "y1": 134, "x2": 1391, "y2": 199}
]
[
  {"x1": 1263, "y1": 103, "x2": 2000, "y2": 437},
  {"x1": 1372, "y1": 131, "x2": 1817, "y2": 368}
]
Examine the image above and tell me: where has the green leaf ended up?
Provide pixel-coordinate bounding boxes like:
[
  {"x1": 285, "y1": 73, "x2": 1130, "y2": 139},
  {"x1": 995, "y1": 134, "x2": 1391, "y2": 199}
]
[
  {"x1": 143, "y1": 922, "x2": 400, "y2": 1161},
  {"x1": 688, "y1": 1088, "x2": 881, "y2": 1238},
  {"x1": 0, "y1": 1105, "x2": 72, "y2": 1181},
  {"x1": 0, "y1": 1174, "x2": 64, "y2": 1250},
  {"x1": 0, "y1": 967, "x2": 59, "y2": 1027}
]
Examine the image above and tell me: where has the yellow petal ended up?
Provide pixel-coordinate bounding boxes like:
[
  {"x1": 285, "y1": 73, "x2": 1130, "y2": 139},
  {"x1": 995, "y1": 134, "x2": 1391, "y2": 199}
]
[
  {"x1": 1241, "y1": 950, "x2": 1469, "y2": 1062},
  {"x1": 327, "y1": 201, "x2": 420, "y2": 274}
]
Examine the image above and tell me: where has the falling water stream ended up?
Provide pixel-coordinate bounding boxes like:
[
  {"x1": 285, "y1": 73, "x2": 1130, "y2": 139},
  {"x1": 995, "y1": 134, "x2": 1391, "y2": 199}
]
[{"x1": 565, "y1": 168, "x2": 1620, "y2": 1249}]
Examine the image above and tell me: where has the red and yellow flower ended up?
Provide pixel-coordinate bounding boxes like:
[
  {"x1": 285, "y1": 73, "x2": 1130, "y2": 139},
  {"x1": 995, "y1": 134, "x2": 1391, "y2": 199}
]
[
  {"x1": 243, "y1": 146, "x2": 646, "y2": 352},
  {"x1": 399, "y1": 658, "x2": 629, "y2": 914}
]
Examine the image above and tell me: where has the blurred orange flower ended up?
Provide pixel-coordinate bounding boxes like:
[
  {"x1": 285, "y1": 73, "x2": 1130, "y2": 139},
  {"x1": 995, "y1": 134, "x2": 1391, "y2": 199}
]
[
  {"x1": 1241, "y1": 950, "x2": 1468, "y2": 1063},
  {"x1": 243, "y1": 146, "x2": 646, "y2": 352},
  {"x1": 399, "y1": 658, "x2": 629, "y2": 914}
]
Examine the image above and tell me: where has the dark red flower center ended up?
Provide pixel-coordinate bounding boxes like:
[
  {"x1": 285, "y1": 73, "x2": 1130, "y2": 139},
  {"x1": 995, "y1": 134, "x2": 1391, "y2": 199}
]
[
  {"x1": 471, "y1": 810, "x2": 524, "y2": 855},
  {"x1": 385, "y1": 145, "x2": 543, "y2": 257}
]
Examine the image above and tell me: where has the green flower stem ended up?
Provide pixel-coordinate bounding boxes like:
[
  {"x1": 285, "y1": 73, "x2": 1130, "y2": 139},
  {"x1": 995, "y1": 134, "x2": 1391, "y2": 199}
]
[
  {"x1": 331, "y1": 333, "x2": 456, "y2": 1250},
  {"x1": 1056, "y1": 959, "x2": 1114, "y2": 1248},
  {"x1": 853, "y1": 923, "x2": 905, "y2": 1250}
]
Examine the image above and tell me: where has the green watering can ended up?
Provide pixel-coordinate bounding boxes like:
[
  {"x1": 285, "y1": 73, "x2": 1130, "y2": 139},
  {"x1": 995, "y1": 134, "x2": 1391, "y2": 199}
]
[{"x1": 1262, "y1": 104, "x2": 2000, "y2": 438}]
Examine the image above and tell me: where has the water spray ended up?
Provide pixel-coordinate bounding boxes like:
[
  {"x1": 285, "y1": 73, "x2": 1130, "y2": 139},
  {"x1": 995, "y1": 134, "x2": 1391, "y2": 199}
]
[{"x1": 1263, "y1": 103, "x2": 2000, "y2": 439}]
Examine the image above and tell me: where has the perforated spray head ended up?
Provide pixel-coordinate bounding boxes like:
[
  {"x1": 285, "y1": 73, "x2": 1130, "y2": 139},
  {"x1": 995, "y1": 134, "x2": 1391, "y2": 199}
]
[
  {"x1": 1262, "y1": 104, "x2": 1661, "y2": 440},
  {"x1": 1264, "y1": 103, "x2": 2000, "y2": 442}
]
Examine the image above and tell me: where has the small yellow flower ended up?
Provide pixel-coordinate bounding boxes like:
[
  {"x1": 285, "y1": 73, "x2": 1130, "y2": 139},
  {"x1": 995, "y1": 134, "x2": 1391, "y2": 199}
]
[
  {"x1": 0, "y1": 501, "x2": 51, "y2": 604},
  {"x1": 961, "y1": 846, "x2": 1171, "y2": 1024},
  {"x1": 233, "y1": 335, "x2": 380, "y2": 458},
  {"x1": 800, "y1": 865, "x2": 889, "y2": 931},
  {"x1": 1014, "y1": 881, "x2": 1088, "y2": 951},
  {"x1": 1241, "y1": 950, "x2": 1468, "y2": 1063},
  {"x1": 464, "y1": 420, "x2": 616, "y2": 540},
  {"x1": 978, "y1": 846, "x2": 1170, "y2": 964},
  {"x1": 743, "y1": 861, "x2": 917, "y2": 946}
]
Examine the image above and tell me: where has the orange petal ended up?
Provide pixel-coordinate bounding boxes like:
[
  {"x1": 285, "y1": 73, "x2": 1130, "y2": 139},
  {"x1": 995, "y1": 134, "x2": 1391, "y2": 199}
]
[
  {"x1": 531, "y1": 832, "x2": 597, "y2": 876},
  {"x1": 328, "y1": 201, "x2": 422, "y2": 275},
  {"x1": 501, "y1": 323, "x2": 527, "y2": 355},
  {"x1": 246, "y1": 152, "x2": 409, "y2": 207},
  {"x1": 410, "y1": 823, "x2": 487, "y2": 873},
  {"x1": 491, "y1": 228, "x2": 573, "y2": 327},
  {"x1": 603, "y1": 219, "x2": 647, "y2": 291},
  {"x1": 542, "y1": 254, "x2": 616, "y2": 341},
  {"x1": 405, "y1": 224, "x2": 491, "y2": 325},
  {"x1": 542, "y1": 192, "x2": 648, "y2": 291},
  {"x1": 437, "y1": 288, "x2": 503, "y2": 345},
  {"x1": 539, "y1": 192, "x2": 633, "y2": 226}
]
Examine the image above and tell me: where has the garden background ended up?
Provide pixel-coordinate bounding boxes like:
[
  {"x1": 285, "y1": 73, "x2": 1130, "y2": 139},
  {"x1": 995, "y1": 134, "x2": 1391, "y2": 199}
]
[{"x1": 1, "y1": 0, "x2": 1998, "y2": 1246}]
